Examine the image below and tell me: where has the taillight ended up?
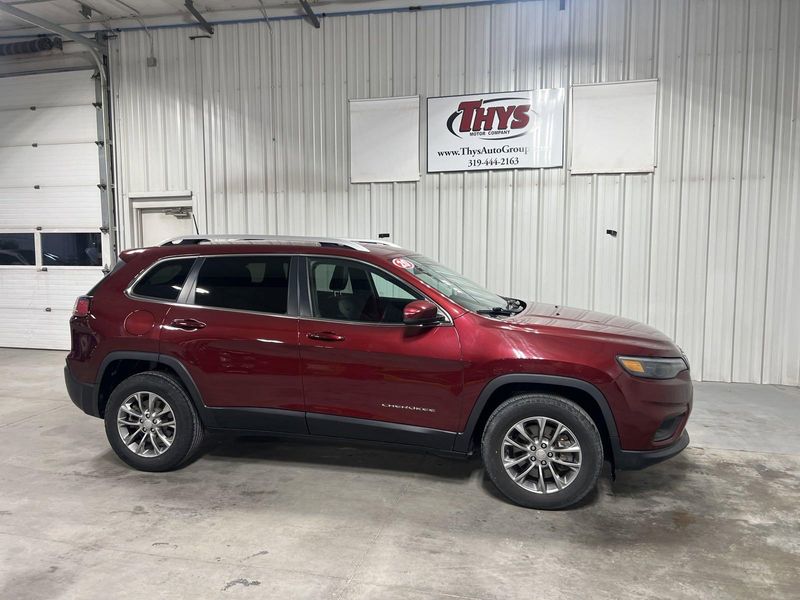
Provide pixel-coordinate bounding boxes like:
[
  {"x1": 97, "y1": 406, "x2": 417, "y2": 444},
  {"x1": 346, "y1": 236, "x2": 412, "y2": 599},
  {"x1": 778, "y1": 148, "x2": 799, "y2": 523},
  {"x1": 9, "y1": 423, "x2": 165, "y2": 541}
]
[{"x1": 73, "y1": 296, "x2": 92, "y2": 317}]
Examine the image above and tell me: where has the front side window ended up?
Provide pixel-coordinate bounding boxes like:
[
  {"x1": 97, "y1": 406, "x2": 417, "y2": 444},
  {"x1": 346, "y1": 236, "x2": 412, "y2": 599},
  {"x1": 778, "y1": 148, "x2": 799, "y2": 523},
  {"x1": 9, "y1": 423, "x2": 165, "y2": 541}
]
[
  {"x1": 310, "y1": 259, "x2": 422, "y2": 323},
  {"x1": 0, "y1": 233, "x2": 35, "y2": 265},
  {"x1": 132, "y1": 259, "x2": 194, "y2": 301},
  {"x1": 194, "y1": 256, "x2": 290, "y2": 314}
]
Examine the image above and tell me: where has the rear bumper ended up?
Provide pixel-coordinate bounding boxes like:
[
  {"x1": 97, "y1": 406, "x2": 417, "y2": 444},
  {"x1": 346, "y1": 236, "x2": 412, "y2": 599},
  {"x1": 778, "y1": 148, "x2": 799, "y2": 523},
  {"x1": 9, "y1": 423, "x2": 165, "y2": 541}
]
[
  {"x1": 614, "y1": 430, "x2": 690, "y2": 470},
  {"x1": 64, "y1": 365, "x2": 100, "y2": 418}
]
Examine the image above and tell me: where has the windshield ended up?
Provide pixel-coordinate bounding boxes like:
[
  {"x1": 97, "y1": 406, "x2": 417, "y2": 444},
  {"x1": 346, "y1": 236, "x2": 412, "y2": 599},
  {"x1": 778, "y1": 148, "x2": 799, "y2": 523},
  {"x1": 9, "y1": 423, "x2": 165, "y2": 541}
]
[{"x1": 401, "y1": 254, "x2": 515, "y2": 314}]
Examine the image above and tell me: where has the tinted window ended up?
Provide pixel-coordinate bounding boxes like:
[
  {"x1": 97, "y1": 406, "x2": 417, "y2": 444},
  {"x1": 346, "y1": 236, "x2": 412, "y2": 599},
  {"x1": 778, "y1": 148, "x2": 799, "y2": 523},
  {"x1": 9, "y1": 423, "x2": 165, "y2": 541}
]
[
  {"x1": 132, "y1": 259, "x2": 194, "y2": 301},
  {"x1": 194, "y1": 256, "x2": 290, "y2": 314},
  {"x1": 310, "y1": 259, "x2": 421, "y2": 323},
  {"x1": 0, "y1": 233, "x2": 35, "y2": 265},
  {"x1": 314, "y1": 262, "x2": 352, "y2": 294},
  {"x1": 370, "y1": 271, "x2": 416, "y2": 301},
  {"x1": 42, "y1": 232, "x2": 102, "y2": 266}
]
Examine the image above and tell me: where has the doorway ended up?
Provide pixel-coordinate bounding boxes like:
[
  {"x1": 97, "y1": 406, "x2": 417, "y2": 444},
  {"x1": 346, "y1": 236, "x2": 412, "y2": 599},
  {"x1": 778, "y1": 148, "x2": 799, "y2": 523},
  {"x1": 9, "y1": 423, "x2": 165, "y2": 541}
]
[{"x1": 129, "y1": 194, "x2": 195, "y2": 247}]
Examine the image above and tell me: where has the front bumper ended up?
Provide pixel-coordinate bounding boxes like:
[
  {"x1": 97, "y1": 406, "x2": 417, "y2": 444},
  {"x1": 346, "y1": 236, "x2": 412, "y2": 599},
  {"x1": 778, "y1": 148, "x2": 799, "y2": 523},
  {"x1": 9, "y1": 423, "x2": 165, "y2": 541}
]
[
  {"x1": 614, "y1": 430, "x2": 690, "y2": 470},
  {"x1": 64, "y1": 366, "x2": 100, "y2": 418}
]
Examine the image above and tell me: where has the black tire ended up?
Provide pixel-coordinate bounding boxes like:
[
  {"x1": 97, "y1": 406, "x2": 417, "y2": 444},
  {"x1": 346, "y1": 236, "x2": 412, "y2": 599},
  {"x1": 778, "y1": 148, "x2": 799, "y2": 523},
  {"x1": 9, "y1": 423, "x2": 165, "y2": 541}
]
[
  {"x1": 481, "y1": 394, "x2": 603, "y2": 510},
  {"x1": 104, "y1": 371, "x2": 204, "y2": 472}
]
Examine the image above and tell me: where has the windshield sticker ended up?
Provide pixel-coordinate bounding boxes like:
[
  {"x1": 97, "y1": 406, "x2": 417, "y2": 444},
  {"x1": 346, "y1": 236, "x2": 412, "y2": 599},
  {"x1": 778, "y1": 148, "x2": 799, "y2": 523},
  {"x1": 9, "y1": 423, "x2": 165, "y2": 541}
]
[{"x1": 392, "y1": 257, "x2": 414, "y2": 270}]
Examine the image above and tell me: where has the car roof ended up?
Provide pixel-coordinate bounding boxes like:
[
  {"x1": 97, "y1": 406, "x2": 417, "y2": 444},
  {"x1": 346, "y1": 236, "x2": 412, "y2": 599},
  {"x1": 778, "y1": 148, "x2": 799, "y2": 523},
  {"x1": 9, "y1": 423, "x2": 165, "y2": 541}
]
[{"x1": 118, "y1": 237, "x2": 407, "y2": 264}]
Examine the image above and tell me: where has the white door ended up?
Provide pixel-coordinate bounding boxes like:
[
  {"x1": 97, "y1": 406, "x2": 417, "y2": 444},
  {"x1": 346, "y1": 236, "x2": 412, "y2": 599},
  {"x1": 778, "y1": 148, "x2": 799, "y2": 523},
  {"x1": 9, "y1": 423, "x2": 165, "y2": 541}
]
[
  {"x1": 139, "y1": 207, "x2": 195, "y2": 247},
  {"x1": 0, "y1": 70, "x2": 105, "y2": 350}
]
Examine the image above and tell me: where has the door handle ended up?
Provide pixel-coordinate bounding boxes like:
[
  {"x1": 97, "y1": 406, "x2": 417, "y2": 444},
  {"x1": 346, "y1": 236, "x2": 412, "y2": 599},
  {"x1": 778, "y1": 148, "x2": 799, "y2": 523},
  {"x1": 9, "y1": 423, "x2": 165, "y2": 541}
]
[
  {"x1": 307, "y1": 331, "x2": 345, "y2": 342},
  {"x1": 169, "y1": 318, "x2": 207, "y2": 331}
]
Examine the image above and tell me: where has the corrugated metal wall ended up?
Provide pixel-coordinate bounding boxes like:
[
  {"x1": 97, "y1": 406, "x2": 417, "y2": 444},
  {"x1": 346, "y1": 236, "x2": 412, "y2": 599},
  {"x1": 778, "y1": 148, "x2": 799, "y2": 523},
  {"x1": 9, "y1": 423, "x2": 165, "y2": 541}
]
[{"x1": 109, "y1": 0, "x2": 800, "y2": 385}]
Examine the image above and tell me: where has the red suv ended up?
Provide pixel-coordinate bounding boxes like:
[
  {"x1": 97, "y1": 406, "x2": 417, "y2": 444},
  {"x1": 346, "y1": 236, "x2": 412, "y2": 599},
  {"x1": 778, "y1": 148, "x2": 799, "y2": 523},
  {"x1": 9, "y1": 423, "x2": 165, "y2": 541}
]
[{"x1": 65, "y1": 236, "x2": 691, "y2": 509}]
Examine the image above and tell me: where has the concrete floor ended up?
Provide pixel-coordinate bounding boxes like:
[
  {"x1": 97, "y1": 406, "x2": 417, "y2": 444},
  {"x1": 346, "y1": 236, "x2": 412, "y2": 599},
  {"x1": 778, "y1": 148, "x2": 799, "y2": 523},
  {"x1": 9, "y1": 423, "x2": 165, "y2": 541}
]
[{"x1": 0, "y1": 349, "x2": 798, "y2": 600}]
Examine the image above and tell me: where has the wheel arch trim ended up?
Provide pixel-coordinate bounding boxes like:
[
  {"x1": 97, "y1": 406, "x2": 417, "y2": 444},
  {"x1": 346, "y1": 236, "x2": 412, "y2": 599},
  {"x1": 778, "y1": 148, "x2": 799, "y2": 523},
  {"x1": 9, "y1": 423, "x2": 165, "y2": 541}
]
[
  {"x1": 454, "y1": 374, "x2": 621, "y2": 457},
  {"x1": 95, "y1": 351, "x2": 213, "y2": 425}
]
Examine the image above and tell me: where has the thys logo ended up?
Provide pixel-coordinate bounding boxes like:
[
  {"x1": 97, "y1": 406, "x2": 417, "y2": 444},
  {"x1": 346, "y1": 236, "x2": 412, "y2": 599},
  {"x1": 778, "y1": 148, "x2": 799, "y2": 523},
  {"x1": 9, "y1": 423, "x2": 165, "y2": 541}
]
[{"x1": 446, "y1": 97, "x2": 533, "y2": 140}]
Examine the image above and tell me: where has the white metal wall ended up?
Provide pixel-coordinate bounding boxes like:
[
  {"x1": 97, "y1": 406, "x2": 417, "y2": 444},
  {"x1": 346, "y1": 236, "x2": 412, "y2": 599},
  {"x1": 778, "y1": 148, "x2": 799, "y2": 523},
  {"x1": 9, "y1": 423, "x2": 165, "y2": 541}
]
[{"x1": 109, "y1": 0, "x2": 800, "y2": 385}]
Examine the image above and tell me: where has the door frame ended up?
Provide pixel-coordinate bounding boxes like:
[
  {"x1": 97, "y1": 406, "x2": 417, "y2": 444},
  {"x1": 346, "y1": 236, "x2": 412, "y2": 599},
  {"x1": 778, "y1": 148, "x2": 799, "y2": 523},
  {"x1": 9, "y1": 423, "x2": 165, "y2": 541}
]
[{"x1": 127, "y1": 191, "x2": 194, "y2": 247}]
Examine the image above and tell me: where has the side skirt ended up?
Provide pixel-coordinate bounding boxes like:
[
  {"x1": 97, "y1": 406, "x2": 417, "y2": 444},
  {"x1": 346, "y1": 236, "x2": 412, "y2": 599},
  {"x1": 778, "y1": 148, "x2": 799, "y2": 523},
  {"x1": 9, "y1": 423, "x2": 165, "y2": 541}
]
[
  {"x1": 207, "y1": 407, "x2": 458, "y2": 453},
  {"x1": 307, "y1": 412, "x2": 457, "y2": 451},
  {"x1": 206, "y1": 406, "x2": 308, "y2": 434}
]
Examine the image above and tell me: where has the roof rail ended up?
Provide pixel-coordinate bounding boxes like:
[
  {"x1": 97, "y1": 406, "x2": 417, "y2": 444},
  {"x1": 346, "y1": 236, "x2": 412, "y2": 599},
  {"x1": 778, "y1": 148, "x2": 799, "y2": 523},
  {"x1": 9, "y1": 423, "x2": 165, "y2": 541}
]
[
  {"x1": 158, "y1": 235, "x2": 370, "y2": 252},
  {"x1": 348, "y1": 238, "x2": 402, "y2": 249}
]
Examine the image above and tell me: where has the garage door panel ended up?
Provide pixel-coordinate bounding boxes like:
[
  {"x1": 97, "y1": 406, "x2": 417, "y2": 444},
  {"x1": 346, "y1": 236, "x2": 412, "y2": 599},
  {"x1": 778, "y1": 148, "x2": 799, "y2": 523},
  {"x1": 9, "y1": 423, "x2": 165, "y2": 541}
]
[
  {"x1": 0, "y1": 187, "x2": 102, "y2": 228},
  {"x1": 0, "y1": 269, "x2": 37, "y2": 310},
  {"x1": 0, "y1": 308, "x2": 72, "y2": 350},
  {"x1": 0, "y1": 144, "x2": 99, "y2": 188},
  {"x1": 0, "y1": 269, "x2": 103, "y2": 310},
  {"x1": 0, "y1": 106, "x2": 96, "y2": 146},
  {"x1": 0, "y1": 70, "x2": 102, "y2": 351},
  {"x1": 38, "y1": 269, "x2": 105, "y2": 309},
  {"x1": 0, "y1": 70, "x2": 95, "y2": 110}
]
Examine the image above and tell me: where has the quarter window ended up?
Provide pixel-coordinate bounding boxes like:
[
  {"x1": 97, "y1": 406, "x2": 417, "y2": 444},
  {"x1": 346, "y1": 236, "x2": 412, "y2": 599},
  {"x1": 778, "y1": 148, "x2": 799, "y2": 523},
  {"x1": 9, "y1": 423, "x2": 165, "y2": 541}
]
[
  {"x1": 309, "y1": 259, "x2": 422, "y2": 324},
  {"x1": 132, "y1": 259, "x2": 194, "y2": 301},
  {"x1": 194, "y1": 256, "x2": 290, "y2": 314}
]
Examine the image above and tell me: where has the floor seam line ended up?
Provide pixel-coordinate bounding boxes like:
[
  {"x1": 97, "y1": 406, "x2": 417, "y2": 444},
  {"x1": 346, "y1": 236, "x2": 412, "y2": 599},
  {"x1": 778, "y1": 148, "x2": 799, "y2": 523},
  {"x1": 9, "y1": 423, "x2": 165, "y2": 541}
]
[
  {"x1": 0, "y1": 404, "x2": 68, "y2": 429},
  {"x1": 0, "y1": 529, "x2": 347, "y2": 581},
  {"x1": 331, "y1": 455, "x2": 422, "y2": 600},
  {"x1": 688, "y1": 444, "x2": 800, "y2": 458}
]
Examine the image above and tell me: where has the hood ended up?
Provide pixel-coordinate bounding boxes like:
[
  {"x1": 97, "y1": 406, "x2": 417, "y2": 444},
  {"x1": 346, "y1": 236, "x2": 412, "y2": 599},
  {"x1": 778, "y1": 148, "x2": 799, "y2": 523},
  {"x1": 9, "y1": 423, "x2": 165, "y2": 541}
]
[{"x1": 507, "y1": 302, "x2": 675, "y2": 347}]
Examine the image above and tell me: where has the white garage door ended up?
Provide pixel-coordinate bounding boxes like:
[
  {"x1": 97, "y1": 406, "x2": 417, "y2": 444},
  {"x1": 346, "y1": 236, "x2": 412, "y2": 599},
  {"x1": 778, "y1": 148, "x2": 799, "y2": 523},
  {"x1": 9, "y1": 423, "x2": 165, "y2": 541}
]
[{"x1": 0, "y1": 70, "x2": 105, "y2": 350}]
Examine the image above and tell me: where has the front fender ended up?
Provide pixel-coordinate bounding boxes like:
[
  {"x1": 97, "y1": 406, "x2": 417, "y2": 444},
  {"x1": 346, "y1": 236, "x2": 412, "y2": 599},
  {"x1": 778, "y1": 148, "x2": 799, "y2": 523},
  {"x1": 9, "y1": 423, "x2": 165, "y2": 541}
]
[{"x1": 453, "y1": 373, "x2": 622, "y2": 464}]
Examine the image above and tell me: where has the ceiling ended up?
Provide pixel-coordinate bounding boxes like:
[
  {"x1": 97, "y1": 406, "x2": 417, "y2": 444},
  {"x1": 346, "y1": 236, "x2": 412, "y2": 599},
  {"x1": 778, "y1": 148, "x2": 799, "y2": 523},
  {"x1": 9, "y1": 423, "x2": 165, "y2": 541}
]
[{"x1": 0, "y1": 0, "x2": 465, "y2": 36}]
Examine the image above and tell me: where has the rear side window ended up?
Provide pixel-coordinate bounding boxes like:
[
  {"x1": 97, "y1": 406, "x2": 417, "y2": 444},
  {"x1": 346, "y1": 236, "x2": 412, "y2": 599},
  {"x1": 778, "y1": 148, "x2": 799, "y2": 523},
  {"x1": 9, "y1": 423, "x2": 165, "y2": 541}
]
[
  {"x1": 194, "y1": 256, "x2": 290, "y2": 314},
  {"x1": 132, "y1": 259, "x2": 194, "y2": 301}
]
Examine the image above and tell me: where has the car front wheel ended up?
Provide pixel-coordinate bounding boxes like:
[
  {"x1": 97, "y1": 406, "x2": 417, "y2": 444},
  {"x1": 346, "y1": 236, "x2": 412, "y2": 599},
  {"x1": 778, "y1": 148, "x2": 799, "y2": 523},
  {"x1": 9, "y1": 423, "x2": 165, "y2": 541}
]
[{"x1": 481, "y1": 394, "x2": 603, "y2": 509}]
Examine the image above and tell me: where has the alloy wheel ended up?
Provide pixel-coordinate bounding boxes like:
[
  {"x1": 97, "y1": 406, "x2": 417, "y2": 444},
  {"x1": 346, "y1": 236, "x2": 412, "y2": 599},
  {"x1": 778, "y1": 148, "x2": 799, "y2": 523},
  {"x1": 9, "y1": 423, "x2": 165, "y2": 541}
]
[
  {"x1": 116, "y1": 391, "x2": 176, "y2": 457},
  {"x1": 501, "y1": 416, "x2": 582, "y2": 494}
]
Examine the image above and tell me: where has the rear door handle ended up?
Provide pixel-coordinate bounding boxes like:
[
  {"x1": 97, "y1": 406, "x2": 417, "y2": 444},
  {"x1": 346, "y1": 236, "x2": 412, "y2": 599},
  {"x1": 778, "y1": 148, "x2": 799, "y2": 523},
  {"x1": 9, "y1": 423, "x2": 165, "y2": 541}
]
[
  {"x1": 307, "y1": 331, "x2": 345, "y2": 342},
  {"x1": 169, "y1": 318, "x2": 207, "y2": 331}
]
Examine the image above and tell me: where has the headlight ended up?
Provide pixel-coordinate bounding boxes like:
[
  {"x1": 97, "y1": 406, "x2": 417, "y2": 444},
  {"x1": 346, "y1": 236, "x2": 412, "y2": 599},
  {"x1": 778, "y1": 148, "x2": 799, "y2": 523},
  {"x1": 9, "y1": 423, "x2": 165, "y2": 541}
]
[{"x1": 617, "y1": 356, "x2": 688, "y2": 379}]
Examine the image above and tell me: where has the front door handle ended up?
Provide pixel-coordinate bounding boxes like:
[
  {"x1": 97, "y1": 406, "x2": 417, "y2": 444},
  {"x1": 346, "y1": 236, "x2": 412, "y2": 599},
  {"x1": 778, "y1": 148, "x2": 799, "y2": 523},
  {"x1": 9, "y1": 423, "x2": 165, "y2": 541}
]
[
  {"x1": 169, "y1": 318, "x2": 207, "y2": 331},
  {"x1": 307, "y1": 331, "x2": 345, "y2": 342}
]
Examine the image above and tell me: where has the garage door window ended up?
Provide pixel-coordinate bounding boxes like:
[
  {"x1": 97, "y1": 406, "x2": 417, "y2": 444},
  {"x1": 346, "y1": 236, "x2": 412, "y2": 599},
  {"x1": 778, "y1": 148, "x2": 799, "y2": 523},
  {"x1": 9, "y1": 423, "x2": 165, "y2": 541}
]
[
  {"x1": 41, "y1": 232, "x2": 102, "y2": 266},
  {"x1": 0, "y1": 233, "x2": 35, "y2": 265}
]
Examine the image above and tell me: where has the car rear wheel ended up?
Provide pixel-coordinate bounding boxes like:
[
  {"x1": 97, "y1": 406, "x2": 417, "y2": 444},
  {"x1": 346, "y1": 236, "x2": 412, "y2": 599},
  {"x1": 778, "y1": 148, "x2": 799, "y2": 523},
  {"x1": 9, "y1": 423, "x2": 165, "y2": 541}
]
[
  {"x1": 104, "y1": 371, "x2": 204, "y2": 471},
  {"x1": 481, "y1": 394, "x2": 603, "y2": 509}
]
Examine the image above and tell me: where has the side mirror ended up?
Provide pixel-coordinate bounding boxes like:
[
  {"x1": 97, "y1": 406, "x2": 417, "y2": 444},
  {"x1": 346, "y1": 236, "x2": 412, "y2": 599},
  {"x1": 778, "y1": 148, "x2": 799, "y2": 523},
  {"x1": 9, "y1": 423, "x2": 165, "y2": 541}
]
[{"x1": 403, "y1": 300, "x2": 442, "y2": 326}]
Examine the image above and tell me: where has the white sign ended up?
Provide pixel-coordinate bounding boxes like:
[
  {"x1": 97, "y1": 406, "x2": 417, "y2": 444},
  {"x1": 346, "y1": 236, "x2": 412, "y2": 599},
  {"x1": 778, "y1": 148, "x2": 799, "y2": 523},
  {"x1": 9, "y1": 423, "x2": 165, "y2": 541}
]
[
  {"x1": 571, "y1": 80, "x2": 658, "y2": 174},
  {"x1": 350, "y1": 96, "x2": 420, "y2": 183},
  {"x1": 427, "y1": 88, "x2": 565, "y2": 172}
]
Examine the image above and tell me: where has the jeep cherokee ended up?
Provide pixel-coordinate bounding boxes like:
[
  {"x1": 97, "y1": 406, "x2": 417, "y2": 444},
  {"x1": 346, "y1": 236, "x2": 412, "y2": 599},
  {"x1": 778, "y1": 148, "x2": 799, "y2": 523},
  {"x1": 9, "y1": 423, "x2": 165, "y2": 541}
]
[{"x1": 65, "y1": 235, "x2": 691, "y2": 509}]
